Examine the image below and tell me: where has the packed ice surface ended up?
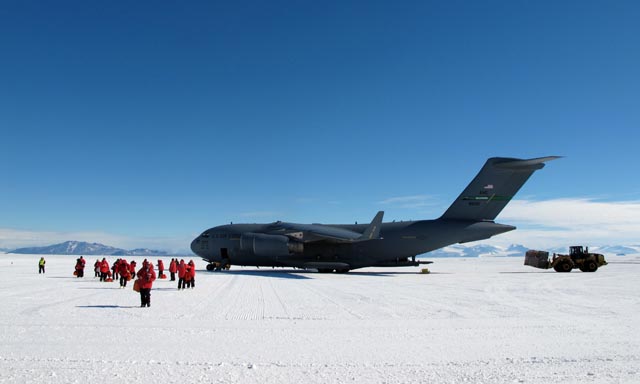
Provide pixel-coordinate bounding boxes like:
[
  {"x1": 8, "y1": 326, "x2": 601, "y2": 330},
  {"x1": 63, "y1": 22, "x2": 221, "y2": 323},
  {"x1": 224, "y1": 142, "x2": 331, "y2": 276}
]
[{"x1": 1, "y1": 254, "x2": 638, "y2": 383}]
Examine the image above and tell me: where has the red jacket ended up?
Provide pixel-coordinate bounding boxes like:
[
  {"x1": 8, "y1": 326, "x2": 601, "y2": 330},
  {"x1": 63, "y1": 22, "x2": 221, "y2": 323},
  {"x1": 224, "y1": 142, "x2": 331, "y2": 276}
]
[
  {"x1": 188, "y1": 261, "x2": 196, "y2": 278},
  {"x1": 157, "y1": 260, "x2": 165, "y2": 272},
  {"x1": 137, "y1": 264, "x2": 156, "y2": 289},
  {"x1": 177, "y1": 261, "x2": 186, "y2": 278},
  {"x1": 169, "y1": 260, "x2": 177, "y2": 273},
  {"x1": 118, "y1": 261, "x2": 130, "y2": 277},
  {"x1": 100, "y1": 260, "x2": 110, "y2": 273}
]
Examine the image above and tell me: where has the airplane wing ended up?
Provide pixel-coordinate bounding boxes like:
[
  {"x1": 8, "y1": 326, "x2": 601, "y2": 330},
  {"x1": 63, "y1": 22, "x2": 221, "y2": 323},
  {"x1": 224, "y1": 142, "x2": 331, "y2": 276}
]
[{"x1": 272, "y1": 211, "x2": 384, "y2": 243}]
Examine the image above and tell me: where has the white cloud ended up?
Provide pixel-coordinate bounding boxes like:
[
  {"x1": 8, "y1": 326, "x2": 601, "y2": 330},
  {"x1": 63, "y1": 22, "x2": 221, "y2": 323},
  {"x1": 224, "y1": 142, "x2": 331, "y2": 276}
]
[{"x1": 487, "y1": 198, "x2": 640, "y2": 249}]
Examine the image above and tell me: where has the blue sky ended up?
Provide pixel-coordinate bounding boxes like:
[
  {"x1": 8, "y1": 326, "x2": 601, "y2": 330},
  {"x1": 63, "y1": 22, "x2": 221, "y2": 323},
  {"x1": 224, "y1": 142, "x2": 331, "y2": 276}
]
[{"x1": 1, "y1": 1, "x2": 639, "y2": 252}]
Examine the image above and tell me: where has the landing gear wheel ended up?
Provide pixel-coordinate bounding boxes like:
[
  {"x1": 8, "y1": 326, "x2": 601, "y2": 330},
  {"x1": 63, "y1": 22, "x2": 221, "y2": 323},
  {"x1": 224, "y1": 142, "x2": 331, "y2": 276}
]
[
  {"x1": 206, "y1": 263, "x2": 215, "y2": 271},
  {"x1": 317, "y1": 268, "x2": 333, "y2": 273},
  {"x1": 335, "y1": 269, "x2": 350, "y2": 273}
]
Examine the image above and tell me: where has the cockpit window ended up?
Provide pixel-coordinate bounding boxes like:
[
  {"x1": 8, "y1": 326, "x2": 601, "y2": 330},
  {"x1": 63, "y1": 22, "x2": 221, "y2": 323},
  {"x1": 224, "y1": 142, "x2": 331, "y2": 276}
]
[{"x1": 201, "y1": 232, "x2": 210, "y2": 238}]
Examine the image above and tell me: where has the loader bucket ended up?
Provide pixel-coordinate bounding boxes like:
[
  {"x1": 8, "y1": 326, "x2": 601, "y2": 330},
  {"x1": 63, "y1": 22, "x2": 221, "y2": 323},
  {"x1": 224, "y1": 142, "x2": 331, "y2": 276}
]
[{"x1": 524, "y1": 250, "x2": 550, "y2": 269}]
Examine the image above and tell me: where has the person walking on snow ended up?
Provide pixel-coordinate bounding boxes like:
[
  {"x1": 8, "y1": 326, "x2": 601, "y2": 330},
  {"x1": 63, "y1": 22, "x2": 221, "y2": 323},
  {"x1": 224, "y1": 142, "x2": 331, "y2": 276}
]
[
  {"x1": 136, "y1": 260, "x2": 156, "y2": 307},
  {"x1": 157, "y1": 259, "x2": 165, "y2": 278},
  {"x1": 75, "y1": 256, "x2": 86, "y2": 278},
  {"x1": 129, "y1": 260, "x2": 137, "y2": 280},
  {"x1": 118, "y1": 259, "x2": 131, "y2": 288},
  {"x1": 99, "y1": 258, "x2": 110, "y2": 282},
  {"x1": 38, "y1": 257, "x2": 46, "y2": 274},
  {"x1": 169, "y1": 258, "x2": 177, "y2": 281},
  {"x1": 177, "y1": 259, "x2": 186, "y2": 290},
  {"x1": 187, "y1": 260, "x2": 196, "y2": 288},
  {"x1": 112, "y1": 259, "x2": 120, "y2": 280}
]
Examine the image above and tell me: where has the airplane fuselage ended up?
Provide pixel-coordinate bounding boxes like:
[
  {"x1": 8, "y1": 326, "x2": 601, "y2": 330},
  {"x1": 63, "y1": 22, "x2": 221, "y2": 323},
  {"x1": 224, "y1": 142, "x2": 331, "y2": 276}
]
[{"x1": 190, "y1": 219, "x2": 515, "y2": 270}]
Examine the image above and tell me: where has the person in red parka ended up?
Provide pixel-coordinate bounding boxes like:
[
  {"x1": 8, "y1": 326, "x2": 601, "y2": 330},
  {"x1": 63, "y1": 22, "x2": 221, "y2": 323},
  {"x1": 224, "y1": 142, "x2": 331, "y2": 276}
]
[
  {"x1": 136, "y1": 260, "x2": 156, "y2": 307},
  {"x1": 129, "y1": 260, "x2": 137, "y2": 279},
  {"x1": 169, "y1": 258, "x2": 177, "y2": 281},
  {"x1": 157, "y1": 259, "x2": 165, "y2": 278},
  {"x1": 187, "y1": 260, "x2": 196, "y2": 289},
  {"x1": 112, "y1": 259, "x2": 120, "y2": 280},
  {"x1": 177, "y1": 259, "x2": 186, "y2": 290},
  {"x1": 75, "y1": 256, "x2": 86, "y2": 278},
  {"x1": 118, "y1": 259, "x2": 131, "y2": 288},
  {"x1": 183, "y1": 262, "x2": 192, "y2": 289},
  {"x1": 99, "y1": 258, "x2": 110, "y2": 282}
]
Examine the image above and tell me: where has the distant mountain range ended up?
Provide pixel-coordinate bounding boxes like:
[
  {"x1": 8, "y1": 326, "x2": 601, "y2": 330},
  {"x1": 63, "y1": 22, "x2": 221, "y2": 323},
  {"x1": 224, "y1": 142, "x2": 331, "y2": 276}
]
[
  {"x1": 423, "y1": 244, "x2": 640, "y2": 258},
  {"x1": 5, "y1": 241, "x2": 639, "y2": 258},
  {"x1": 9, "y1": 241, "x2": 170, "y2": 256}
]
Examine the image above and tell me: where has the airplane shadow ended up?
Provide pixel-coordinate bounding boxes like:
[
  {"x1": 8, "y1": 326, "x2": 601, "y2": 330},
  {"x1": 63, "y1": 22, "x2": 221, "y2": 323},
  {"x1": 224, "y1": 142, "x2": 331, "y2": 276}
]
[
  {"x1": 212, "y1": 270, "x2": 312, "y2": 280},
  {"x1": 76, "y1": 305, "x2": 139, "y2": 309},
  {"x1": 206, "y1": 269, "x2": 447, "y2": 278},
  {"x1": 346, "y1": 271, "x2": 452, "y2": 277}
]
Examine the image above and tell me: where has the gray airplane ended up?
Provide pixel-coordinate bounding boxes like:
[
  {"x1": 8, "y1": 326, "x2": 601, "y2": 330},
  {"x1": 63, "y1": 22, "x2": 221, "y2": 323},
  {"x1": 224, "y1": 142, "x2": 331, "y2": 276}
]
[{"x1": 191, "y1": 156, "x2": 559, "y2": 272}]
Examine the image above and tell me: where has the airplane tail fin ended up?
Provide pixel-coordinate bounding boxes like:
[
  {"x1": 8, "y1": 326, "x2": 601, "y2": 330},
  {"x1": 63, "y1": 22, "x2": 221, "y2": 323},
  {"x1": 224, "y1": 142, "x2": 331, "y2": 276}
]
[
  {"x1": 359, "y1": 211, "x2": 384, "y2": 240},
  {"x1": 440, "y1": 156, "x2": 560, "y2": 221}
]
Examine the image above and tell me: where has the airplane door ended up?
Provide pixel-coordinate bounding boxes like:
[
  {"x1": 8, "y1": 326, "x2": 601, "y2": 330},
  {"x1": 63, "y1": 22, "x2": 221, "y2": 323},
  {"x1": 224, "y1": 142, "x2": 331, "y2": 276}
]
[{"x1": 220, "y1": 248, "x2": 230, "y2": 269}]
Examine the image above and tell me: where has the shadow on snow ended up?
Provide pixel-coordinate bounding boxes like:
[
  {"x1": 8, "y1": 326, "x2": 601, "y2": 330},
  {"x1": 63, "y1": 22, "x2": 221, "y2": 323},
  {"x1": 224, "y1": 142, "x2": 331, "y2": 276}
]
[
  {"x1": 76, "y1": 305, "x2": 139, "y2": 309},
  {"x1": 209, "y1": 270, "x2": 312, "y2": 280}
]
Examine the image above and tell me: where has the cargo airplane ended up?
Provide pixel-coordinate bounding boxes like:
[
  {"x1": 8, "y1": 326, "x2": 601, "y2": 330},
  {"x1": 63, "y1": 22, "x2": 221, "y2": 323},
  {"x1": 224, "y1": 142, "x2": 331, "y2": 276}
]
[{"x1": 191, "y1": 156, "x2": 558, "y2": 273}]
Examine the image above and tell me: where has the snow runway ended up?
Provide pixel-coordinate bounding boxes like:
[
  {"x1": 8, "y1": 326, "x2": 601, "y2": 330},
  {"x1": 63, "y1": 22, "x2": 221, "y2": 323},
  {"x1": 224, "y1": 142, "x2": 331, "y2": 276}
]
[{"x1": 1, "y1": 254, "x2": 638, "y2": 383}]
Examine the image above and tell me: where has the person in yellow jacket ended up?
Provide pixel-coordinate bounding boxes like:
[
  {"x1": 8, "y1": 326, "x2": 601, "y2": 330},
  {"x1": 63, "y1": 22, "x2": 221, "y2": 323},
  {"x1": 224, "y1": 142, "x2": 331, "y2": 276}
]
[{"x1": 38, "y1": 257, "x2": 46, "y2": 274}]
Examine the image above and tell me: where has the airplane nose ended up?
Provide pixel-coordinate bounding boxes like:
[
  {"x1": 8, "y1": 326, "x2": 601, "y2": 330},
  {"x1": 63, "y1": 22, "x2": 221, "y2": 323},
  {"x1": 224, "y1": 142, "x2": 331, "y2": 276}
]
[{"x1": 190, "y1": 237, "x2": 201, "y2": 256}]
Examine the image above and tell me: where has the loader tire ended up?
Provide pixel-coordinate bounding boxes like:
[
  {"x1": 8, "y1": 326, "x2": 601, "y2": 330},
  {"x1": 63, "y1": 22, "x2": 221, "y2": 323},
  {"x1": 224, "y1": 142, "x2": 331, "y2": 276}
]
[
  {"x1": 554, "y1": 260, "x2": 573, "y2": 273},
  {"x1": 584, "y1": 260, "x2": 598, "y2": 272}
]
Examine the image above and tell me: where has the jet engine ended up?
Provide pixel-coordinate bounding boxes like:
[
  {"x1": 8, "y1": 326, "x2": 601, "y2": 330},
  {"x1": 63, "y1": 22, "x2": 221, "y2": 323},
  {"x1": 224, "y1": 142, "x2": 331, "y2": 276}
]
[{"x1": 240, "y1": 233, "x2": 303, "y2": 256}]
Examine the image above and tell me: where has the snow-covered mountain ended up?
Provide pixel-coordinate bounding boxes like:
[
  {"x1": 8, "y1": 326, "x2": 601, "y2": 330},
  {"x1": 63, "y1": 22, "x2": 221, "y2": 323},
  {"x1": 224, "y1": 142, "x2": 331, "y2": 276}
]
[
  {"x1": 10, "y1": 241, "x2": 169, "y2": 256},
  {"x1": 426, "y1": 244, "x2": 523, "y2": 258},
  {"x1": 594, "y1": 245, "x2": 640, "y2": 256},
  {"x1": 422, "y1": 244, "x2": 640, "y2": 258}
]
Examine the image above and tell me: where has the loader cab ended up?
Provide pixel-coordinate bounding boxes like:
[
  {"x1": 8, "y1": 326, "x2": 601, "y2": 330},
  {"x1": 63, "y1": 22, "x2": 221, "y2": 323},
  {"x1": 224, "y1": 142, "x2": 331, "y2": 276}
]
[{"x1": 569, "y1": 246, "x2": 587, "y2": 258}]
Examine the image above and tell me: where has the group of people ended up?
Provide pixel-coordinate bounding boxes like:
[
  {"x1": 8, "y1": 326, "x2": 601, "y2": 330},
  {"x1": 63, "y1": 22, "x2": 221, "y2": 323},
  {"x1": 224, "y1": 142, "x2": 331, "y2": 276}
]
[
  {"x1": 174, "y1": 259, "x2": 196, "y2": 290},
  {"x1": 68, "y1": 256, "x2": 198, "y2": 307}
]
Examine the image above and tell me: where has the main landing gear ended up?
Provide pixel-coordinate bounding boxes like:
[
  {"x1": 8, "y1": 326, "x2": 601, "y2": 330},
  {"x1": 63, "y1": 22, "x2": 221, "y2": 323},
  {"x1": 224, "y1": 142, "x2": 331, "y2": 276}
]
[{"x1": 206, "y1": 262, "x2": 230, "y2": 271}]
